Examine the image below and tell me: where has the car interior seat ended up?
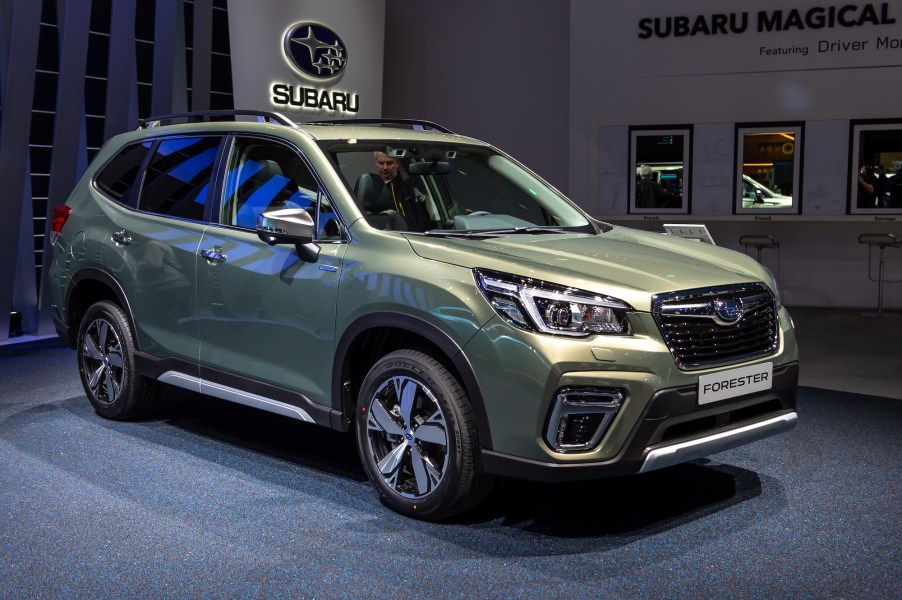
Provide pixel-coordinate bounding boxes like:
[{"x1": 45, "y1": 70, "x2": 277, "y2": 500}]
[{"x1": 355, "y1": 173, "x2": 407, "y2": 231}]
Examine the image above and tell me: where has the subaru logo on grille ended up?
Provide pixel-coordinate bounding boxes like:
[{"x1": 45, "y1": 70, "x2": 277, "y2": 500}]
[
  {"x1": 283, "y1": 22, "x2": 348, "y2": 83},
  {"x1": 713, "y1": 298, "x2": 743, "y2": 325}
]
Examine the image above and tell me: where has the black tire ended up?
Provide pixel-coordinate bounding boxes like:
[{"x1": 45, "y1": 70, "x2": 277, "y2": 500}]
[
  {"x1": 76, "y1": 300, "x2": 159, "y2": 420},
  {"x1": 355, "y1": 349, "x2": 493, "y2": 520}
]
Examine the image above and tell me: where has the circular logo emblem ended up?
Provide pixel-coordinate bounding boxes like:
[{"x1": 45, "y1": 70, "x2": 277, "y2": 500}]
[
  {"x1": 283, "y1": 22, "x2": 348, "y2": 84},
  {"x1": 712, "y1": 298, "x2": 744, "y2": 325}
]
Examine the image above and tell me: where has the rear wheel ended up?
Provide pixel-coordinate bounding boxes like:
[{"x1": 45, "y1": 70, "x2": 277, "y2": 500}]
[
  {"x1": 76, "y1": 300, "x2": 159, "y2": 420},
  {"x1": 355, "y1": 349, "x2": 492, "y2": 520}
]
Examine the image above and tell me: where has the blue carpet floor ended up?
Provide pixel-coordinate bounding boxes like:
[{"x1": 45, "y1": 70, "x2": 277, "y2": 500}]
[{"x1": 1, "y1": 339, "x2": 899, "y2": 598}]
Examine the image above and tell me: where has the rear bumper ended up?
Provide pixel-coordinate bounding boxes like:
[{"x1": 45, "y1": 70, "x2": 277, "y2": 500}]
[{"x1": 481, "y1": 361, "x2": 798, "y2": 482}]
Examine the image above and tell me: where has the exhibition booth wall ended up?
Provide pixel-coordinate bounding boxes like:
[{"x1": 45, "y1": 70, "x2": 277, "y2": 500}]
[{"x1": 0, "y1": 0, "x2": 235, "y2": 343}]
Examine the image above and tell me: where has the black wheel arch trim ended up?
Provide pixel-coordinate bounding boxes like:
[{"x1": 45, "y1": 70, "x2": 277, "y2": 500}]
[
  {"x1": 133, "y1": 351, "x2": 339, "y2": 428},
  {"x1": 64, "y1": 268, "x2": 137, "y2": 349},
  {"x1": 52, "y1": 312, "x2": 70, "y2": 347},
  {"x1": 332, "y1": 311, "x2": 493, "y2": 449}
]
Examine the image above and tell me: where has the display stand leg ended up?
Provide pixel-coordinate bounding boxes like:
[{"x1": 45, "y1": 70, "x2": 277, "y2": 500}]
[{"x1": 862, "y1": 245, "x2": 899, "y2": 319}]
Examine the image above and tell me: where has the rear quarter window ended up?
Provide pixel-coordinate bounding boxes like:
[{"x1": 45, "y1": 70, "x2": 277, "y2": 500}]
[{"x1": 94, "y1": 141, "x2": 152, "y2": 203}]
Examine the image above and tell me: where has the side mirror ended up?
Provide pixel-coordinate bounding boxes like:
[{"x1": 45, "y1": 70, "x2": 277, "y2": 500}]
[{"x1": 257, "y1": 208, "x2": 319, "y2": 262}]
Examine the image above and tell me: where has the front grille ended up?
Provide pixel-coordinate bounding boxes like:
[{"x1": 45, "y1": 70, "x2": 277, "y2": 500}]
[{"x1": 652, "y1": 283, "x2": 779, "y2": 370}]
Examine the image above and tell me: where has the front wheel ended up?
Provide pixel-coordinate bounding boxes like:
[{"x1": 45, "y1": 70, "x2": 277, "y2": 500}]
[
  {"x1": 355, "y1": 349, "x2": 492, "y2": 520},
  {"x1": 76, "y1": 300, "x2": 159, "y2": 420}
]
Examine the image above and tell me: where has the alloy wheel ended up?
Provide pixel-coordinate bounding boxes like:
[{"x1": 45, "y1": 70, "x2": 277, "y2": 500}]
[
  {"x1": 364, "y1": 374, "x2": 449, "y2": 499},
  {"x1": 81, "y1": 317, "x2": 125, "y2": 406}
]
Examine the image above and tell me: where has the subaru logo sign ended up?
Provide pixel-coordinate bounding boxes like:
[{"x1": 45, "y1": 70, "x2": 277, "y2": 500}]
[
  {"x1": 712, "y1": 298, "x2": 744, "y2": 325},
  {"x1": 283, "y1": 22, "x2": 348, "y2": 84}
]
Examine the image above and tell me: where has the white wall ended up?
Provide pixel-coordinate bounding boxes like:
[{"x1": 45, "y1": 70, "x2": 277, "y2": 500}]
[{"x1": 568, "y1": 0, "x2": 902, "y2": 308}]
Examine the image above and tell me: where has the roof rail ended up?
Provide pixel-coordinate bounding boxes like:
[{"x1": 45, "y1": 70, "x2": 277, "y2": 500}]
[
  {"x1": 303, "y1": 118, "x2": 454, "y2": 134},
  {"x1": 138, "y1": 110, "x2": 296, "y2": 129}
]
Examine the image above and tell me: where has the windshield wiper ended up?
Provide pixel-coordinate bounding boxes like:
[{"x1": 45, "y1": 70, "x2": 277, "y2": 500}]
[
  {"x1": 424, "y1": 227, "x2": 566, "y2": 238},
  {"x1": 422, "y1": 230, "x2": 503, "y2": 239}
]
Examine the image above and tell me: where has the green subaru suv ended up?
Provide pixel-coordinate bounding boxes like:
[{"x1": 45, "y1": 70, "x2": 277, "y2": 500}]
[{"x1": 48, "y1": 111, "x2": 798, "y2": 520}]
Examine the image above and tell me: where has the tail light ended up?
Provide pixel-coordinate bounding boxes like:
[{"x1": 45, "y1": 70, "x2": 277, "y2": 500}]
[{"x1": 49, "y1": 205, "x2": 72, "y2": 245}]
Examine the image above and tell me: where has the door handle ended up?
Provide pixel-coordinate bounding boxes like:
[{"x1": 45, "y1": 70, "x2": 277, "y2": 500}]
[
  {"x1": 201, "y1": 247, "x2": 228, "y2": 263},
  {"x1": 111, "y1": 230, "x2": 132, "y2": 246}
]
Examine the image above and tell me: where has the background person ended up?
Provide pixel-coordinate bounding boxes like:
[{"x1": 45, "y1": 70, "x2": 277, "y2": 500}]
[
  {"x1": 886, "y1": 165, "x2": 902, "y2": 208},
  {"x1": 857, "y1": 164, "x2": 877, "y2": 208},
  {"x1": 637, "y1": 165, "x2": 666, "y2": 208},
  {"x1": 357, "y1": 151, "x2": 431, "y2": 230}
]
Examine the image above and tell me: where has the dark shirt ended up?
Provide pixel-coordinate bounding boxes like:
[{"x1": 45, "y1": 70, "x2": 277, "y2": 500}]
[
  {"x1": 858, "y1": 171, "x2": 877, "y2": 208},
  {"x1": 357, "y1": 173, "x2": 432, "y2": 231},
  {"x1": 886, "y1": 174, "x2": 902, "y2": 208},
  {"x1": 637, "y1": 177, "x2": 659, "y2": 208}
]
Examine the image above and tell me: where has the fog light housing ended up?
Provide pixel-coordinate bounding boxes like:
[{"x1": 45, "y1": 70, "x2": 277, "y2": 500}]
[{"x1": 545, "y1": 388, "x2": 623, "y2": 452}]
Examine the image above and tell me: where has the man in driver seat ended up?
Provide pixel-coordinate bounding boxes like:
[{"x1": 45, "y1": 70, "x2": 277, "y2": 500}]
[{"x1": 357, "y1": 150, "x2": 432, "y2": 231}]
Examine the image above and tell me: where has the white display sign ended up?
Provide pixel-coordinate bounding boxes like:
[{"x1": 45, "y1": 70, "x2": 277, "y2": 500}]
[
  {"x1": 228, "y1": 0, "x2": 385, "y2": 119},
  {"x1": 622, "y1": 1, "x2": 900, "y2": 76},
  {"x1": 698, "y1": 362, "x2": 774, "y2": 405}
]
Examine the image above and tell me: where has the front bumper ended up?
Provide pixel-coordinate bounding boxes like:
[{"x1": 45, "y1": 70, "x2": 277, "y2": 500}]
[{"x1": 481, "y1": 361, "x2": 798, "y2": 482}]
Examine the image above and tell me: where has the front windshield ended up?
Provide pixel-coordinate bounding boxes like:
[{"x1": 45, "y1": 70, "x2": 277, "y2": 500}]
[{"x1": 324, "y1": 141, "x2": 592, "y2": 234}]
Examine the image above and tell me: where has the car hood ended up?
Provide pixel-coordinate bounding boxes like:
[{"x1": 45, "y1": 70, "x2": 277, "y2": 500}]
[{"x1": 407, "y1": 226, "x2": 769, "y2": 312}]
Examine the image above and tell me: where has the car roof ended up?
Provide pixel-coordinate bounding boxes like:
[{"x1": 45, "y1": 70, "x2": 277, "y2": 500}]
[
  {"x1": 298, "y1": 124, "x2": 482, "y2": 145},
  {"x1": 131, "y1": 110, "x2": 488, "y2": 146}
]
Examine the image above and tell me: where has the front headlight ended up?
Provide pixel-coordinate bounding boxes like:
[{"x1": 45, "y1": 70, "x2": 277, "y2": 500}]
[{"x1": 474, "y1": 269, "x2": 633, "y2": 336}]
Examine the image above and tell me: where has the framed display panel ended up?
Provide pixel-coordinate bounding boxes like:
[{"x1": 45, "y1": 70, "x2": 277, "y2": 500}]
[
  {"x1": 849, "y1": 121, "x2": 902, "y2": 215},
  {"x1": 735, "y1": 125, "x2": 802, "y2": 215},
  {"x1": 629, "y1": 127, "x2": 690, "y2": 214}
]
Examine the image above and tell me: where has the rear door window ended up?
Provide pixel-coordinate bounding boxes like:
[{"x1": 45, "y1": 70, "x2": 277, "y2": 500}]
[{"x1": 136, "y1": 136, "x2": 221, "y2": 220}]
